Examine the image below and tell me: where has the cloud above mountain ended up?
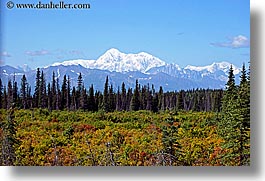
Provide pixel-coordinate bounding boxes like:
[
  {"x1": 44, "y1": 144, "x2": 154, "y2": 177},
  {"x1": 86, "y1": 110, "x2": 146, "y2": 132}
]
[
  {"x1": 25, "y1": 49, "x2": 50, "y2": 56},
  {"x1": 211, "y1": 35, "x2": 250, "y2": 48},
  {"x1": 24, "y1": 49, "x2": 86, "y2": 61},
  {"x1": 0, "y1": 51, "x2": 11, "y2": 65},
  {"x1": 1, "y1": 51, "x2": 11, "y2": 57}
]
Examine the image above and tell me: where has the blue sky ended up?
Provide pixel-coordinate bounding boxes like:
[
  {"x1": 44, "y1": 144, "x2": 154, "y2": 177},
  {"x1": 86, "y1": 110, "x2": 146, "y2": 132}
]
[{"x1": 1, "y1": 0, "x2": 250, "y2": 69}]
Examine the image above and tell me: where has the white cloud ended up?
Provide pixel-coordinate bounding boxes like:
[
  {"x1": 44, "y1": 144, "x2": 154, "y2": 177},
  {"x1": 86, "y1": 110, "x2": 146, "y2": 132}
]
[
  {"x1": 24, "y1": 48, "x2": 85, "y2": 60},
  {"x1": 231, "y1": 35, "x2": 249, "y2": 48},
  {"x1": 69, "y1": 50, "x2": 84, "y2": 55},
  {"x1": 211, "y1": 35, "x2": 250, "y2": 48},
  {"x1": 25, "y1": 49, "x2": 50, "y2": 56},
  {"x1": 1, "y1": 51, "x2": 11, "y2": 57}
]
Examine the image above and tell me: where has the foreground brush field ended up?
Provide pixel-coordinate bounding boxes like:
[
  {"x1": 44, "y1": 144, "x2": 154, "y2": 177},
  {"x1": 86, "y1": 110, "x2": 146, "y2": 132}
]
[{"x1": 0, "y1": 109, "x2": 250, "y2": 166}]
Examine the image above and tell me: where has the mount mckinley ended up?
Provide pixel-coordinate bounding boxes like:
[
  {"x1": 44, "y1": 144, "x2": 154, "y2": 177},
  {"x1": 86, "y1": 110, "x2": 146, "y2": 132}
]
[{"x1": 0, "y1": 48, "x2": 241, "y2": 91}]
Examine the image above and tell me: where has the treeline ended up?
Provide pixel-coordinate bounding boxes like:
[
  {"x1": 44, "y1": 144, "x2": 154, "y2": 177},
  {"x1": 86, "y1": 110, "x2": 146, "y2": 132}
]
[
  {"x1": 0, "y1": 71, "x2": 223, "y2": 112},
  {"x1": 0, "y1": 63, "x2": 248, "y2": 114}
]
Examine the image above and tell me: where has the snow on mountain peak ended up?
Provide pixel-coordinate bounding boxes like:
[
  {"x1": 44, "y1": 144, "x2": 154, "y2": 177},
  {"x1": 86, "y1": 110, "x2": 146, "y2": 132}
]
[
  {"x1": 97, "y1": 48, "x2": 125, "y2": 64},
  {"x1": 106, "y1": 48, "x2": 123, "y2": 55},
  {"x1": 185, "y1": 61, "x2": 240, "y2": 74},
  {"x1": 50, "y1": 59, "x2": 95, "y2": 68},
  {"x1": 49, "y1": 49, "x2": 240, "y2": 76},
  {"x1": 51, "y1": 48, "x2": 166, "y2": 73},
  {"x1": 98, "y1": 49, "x2": 166, "y2": 72},
  {"x1": 16, "y1": 64, "x2": 32, "y2": 72}
]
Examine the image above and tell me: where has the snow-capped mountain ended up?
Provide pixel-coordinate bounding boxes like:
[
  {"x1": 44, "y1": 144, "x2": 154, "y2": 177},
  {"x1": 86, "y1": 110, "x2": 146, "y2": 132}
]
[
  {"x1": 50, "y1": 49, "x2": 240, "y2": 77},
  {"x1": 147, "y1": 61, "x2": 240, "y2": 81},
  {"x1": 1, "y1": 65, "x2": 25, "y2": 76},
  {"x1": 184, "y1": 62, "x2": 240, "y2": 74},
  {"x1": 50, "y1": 48, "x2": 166, "y2": 73},
  {"x1": 17, "y1": 64, "x2": 32, "y2": 72},
  {"x1": 0, "y1": 48, "x2": 244, "y2": 92}
]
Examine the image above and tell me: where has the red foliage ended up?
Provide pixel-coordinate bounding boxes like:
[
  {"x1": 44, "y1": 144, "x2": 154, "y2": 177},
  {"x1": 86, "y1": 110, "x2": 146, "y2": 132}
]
[
  {"x1": 51, "y1": 118, "x2": 58, "y2": 123},
  {"x1": 74, "y1": 124, "x2": 95, "y2": 132},
  {"x1": 129, "y1": 150, "x2": 152, "y2": 166},
  {"x1": 146, "y1": 124, "x2": 161, "y2": 133},
  {"x1": 0, "y1": 128, "x2": 3, "y2": 138}
]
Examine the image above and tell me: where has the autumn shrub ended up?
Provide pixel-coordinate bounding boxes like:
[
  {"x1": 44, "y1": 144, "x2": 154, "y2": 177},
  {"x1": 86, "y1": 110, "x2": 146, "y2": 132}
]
[{"x1": 0, "y1": 109, "x2": 249, "y2": 166}]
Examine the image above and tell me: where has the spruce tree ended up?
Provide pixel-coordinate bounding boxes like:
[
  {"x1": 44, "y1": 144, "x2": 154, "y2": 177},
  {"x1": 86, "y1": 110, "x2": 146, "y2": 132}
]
[
  {"x1": 0, "y1": 79, "x2": 3, "y2": 109},
  {"x1": 26, "y1": 85, "x2": 31, "y2": 108},
  {"x1": 116, "y1": 87, "x2": 121, "y2": 111},
  {"x1": 139, "y1": 85, "x2": 145, "y2": 110},
  {"x1": 56, "y1": 78, "x2": 61, "y2": 110},
  {"x1": 11, "y1": 75, "x2": 18, "y2": 108},
  {"x1": 20, "y1": 75, "x2": 28, "y2": 109},
  {"x1": 40, "y1": 71, "x2": 47, "y2": 108},
  {"x1": 47, "y1": 83, "x2": 52, "y2": 111},
  {"x1": 130, "y1": 79, "x2": 140, "y2": 111},
  {"x1": 109, "y1": 84, "x2": 115, "y2": 112},
  {"x1": 238, "y1": 63, "x2": 250, "y2": 165},
  {"x1": 77, "y1": 73, "x2": 83, "y2": 93},
  {"x1": 76, "y1": 73, "x2": 85, "y2": 109},
  {"x1": 67, "y1": 76, "x2": 71, "y2": 110},
  {"x1": 81, "y1": 86, "x2": 88, "y2": 110},
  {"x1": 94, "y1": 90, "x2": 102, "y2": 111},
  {"x1": 34, "y1": 68, "x2": 41, "y2": 108},
  {"x1": 61, "y1": 75, "x2": 67, "y2": 110},
  {"x1": 51, "y1": 71, "x2": 57, "y2": 110},
  {"x1": 126, "y1": 88, "x2": 133, "y2": 111},
  {"x1": 2, "y1": 105, "x2": 18, "y2": 165},
  {"x1": 102, "y1": 76, "x2": 109, "y2": 112},
  {"x1": 239, "y1": 63, "x2": 250, "y2": 128},
  {"x1": 12, "y1": 79, "x2": 18, "y2": 108},
  {"x1": 217, "y1": 65, "x2": 249, "y2": 165},
  {"x1": 152, "y1": 93, "x2": 159, "y2": 112},
  {"x1": 88, "y1": 84, "x2": 96, "y2": 112},
  {"x1": 3, "y1": 86, "x2": 7, "y2": 109},
  {"x1": 161, "y1": 113, "x2": 181, "y2": 165},
  {"x1": 7, "y1": 80, "x2": 13, "y2": 109},
  {"x1": 177, "y1": 90, "x2": 184, "y2": 110},
  {"x1": 158, "y1": 86, "x2": 164, "y2": 111},
  {"x1": 226, "y1": 65, "x2": 236, "y2": 94},
  {"x1": 121, "y1": 82, "x2": 127, "y2": 111},
  {"x1": 146, "y1": 84, "x2": 152, "y2": 111},
  {"x1": 240, "y1": 63, "x2": 247, "y2": 85},
  {"x1": 71, "y1": 86, "x2": 77, "y2": 110}
]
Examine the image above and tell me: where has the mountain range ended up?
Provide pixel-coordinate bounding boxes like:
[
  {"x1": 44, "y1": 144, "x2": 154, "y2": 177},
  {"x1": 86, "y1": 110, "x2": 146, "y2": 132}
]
[{"x1": 0, "y1": 48, "x2": 241, "y2": 92}]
